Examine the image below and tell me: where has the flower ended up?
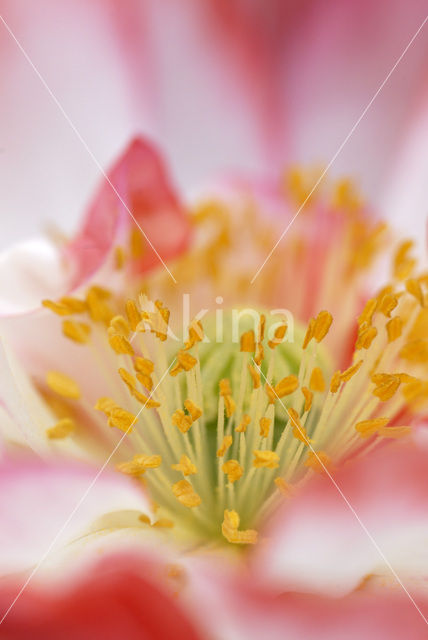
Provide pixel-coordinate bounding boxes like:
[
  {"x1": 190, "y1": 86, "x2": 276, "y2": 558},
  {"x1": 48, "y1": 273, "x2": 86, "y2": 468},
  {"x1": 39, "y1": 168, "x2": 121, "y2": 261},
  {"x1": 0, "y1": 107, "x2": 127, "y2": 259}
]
[{"x1": 0, "y1": 137, "x2": 427, "y2": 637}]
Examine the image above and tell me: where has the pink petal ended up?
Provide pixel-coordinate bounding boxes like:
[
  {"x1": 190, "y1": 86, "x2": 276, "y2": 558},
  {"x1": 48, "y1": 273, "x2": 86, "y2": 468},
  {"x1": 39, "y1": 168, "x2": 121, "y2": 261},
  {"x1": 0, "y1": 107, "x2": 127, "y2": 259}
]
[
  {"x1": 255, "y1": 442, "x2": 428, "y2": 595},
  {"x1": 66, "y1": 136, "x2": 190, "y2": 287},
  {"x1": 0, "y1": 457, "x2": 150, "y2": 574},
  {"x1": 0, "y1": 552, "x2": 202, "y2": 640}
]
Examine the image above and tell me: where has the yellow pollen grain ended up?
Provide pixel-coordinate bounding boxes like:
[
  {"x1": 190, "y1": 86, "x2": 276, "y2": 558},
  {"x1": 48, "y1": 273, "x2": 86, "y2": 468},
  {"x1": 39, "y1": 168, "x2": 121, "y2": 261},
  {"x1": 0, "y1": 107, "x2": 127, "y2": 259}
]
[
  {"x1": 275, "y1": 477, "x2": 292, "y2": 496},
  {"x1": 125, "y1": 299, "x2": 142, "y2": 331},
  {"x1": 172, "y1": 455, "x2": 197, "y2": 476},
  {"x1": 259, "y1": 417, "x2": 271, "y2": 438},
  {"x1": 377, "y1": 293, "x2": 398, "y2": 317},
  {"x1": 46, "y1": 371, "x2": 81, "y2": 400},
  {"x1": 248, "y1": 364, "x2": 261, "y2": 389},
  {"x1": 309, "y1": 367, "x2": 325, "y2": 392},
  {"x1": 356, "y1": 325, "x2": 377, "y2": 350},
  {"x1": 46, "y1": 417, "x2": 75, "y2": 439},
  {"x1": 221, "y1": 509, "x2": 258, "y2": 545},
  {"x1": 172, "y1": 479, "x2": 201, "y2": 508},
  {"x1": 301, "y1": 387, "x2": 313, "y2": 412},
  {"x1": 110, "y1": 315, "x2": 131, "y2": 337},
  {"x1": 108, "y1": 333, "x2": 135, "y2": 355},
  {"x1": 184, "y1": 399, "x2": 202, "y2": 422},
  {"x1": 117, "y1": 454, "x2": 162, "y2": 476},
  {"x1": 222, "y1": 459, "x2": 244, "y2": 483},
  {"x1": 62, "y1": 320, "x2": 91, "y2": 344},
  {"x1": 172, "y1": 410, "x2": 193, "y2": 434},
  {"x1": 275, "y1": 374, "x2": 299, "y2": 398},
  {"x1": 355, "y1": 417, "x2": 389, "y2": 438},
  {"x1": 372, "y1": 373, "x2": 401, "y2": 401},
  {"x1": 313, "y1": 310, "x2": 333, "y2": 343},
  {"x1": 288, "y1": 408, "x2": 311, "y2": 445},
  {"x1": 108, "y1": 407, "x2": 137, "y2": 433},
  {"x1": 268, "y1": 324, "x2": 288, "y2": 349},
  {"x1": 253, "y1": 450, "x2": 279, "y2": 469},
  {"x1": 305, "y1": 451, "x2": 333, "y2": 474},
  {"x1": 386, "y1": 316, "x2": 403, "y2": 342},
  {"x1": 340, "y1": 359, "x2": 363, "y2": 382},
  {"x1": 240, "y1": 330, "x2": 256, "y2": 352},
  {"x1": 330, "y1": 371, "x2": 342, "y2": 393},
  {"x1": 406, "y1": 278, "x2": 424, "y2": 306},
  {"x1": 394, "y1": 240, "x2": 415, "y2": 280},
  {"x1": 217, "y1": 435, "x2": 233, "y2": 457},
  {"x1": 236, "y1": 414, "x2": 251, "y2": 433},
  {"x1": 302, "y1": 318, "x2": 315, "y2": 350}
]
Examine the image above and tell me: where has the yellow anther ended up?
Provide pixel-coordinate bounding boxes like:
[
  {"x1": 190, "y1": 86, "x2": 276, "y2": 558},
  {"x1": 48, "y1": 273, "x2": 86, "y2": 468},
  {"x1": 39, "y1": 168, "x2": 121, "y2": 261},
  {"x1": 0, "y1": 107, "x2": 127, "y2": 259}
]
[
  {"x1": 46, "y1": 417, "x2": 75, "y2": 439},
  {"x1": 253, "y1": 450, "x2": 279, "y2": 469},
  {"x1": 288, "y1": 408, "x2": 311, "y2": 445},
  {"x1": 94, "y1": 396, "x2": 117, "y2": 415},
  {"x1": 217, "y1": 435, "x2": 233, "y2": 457},
  {"x1": 330, "y1": 371, "x2": 342, "y2": 393},
  {"x1": 236, "y1": 414, "x2": 251, "y2": 433},
  {"x1": 152, "y1": 301, "x2": 170, "y2": 341},
  {"x1": 42, "y1": 299, "x2": 72, "y2": 316},
  {"x1": 132, "y1": 388, "x2": 160, "y2": 409},
  {"x1": 135, "y1": 372, "x2": 154, "y2": 392},
  {"x1": 309, "y1": 367, "x2": 325, "y2": 392},
  {"x1": 108, "y1": 333, "x2": 135, "y2": 355},
  {"x1": 172, "y1": 480, "x2": 201, "y2": 508},
  {"x1": 394, "y1": 240, "x2": 415, "y2": 280},
  {"x1": 177, "y1": 350, "x2": 198, "y2": 372},
  {"x1": 221, "y1": 509, "x2": 258, "y2": 545},
  {"x1": 219, "y1": 379, "x2": 236, "y2": 417},
  {"x1": 340, "y1": 359, "x2": 363, "y2": 382},
  {"x1": 184, "y1": 399, "x2": 202, "y2": 422},
  {"x1": 86, "y1": 285, "x2": 113, "y2": 324},
  {"x1": 248, "y1": 363, "x2": 261, "y2": 389},
  {"x1": 259, "y1": 417, "x2": 271, "y2": 438},
  {"x1": 108, "y1": 407, "x2": 137, "y2": 433},
  {"x1": 356, "y1": 325, "x2": 377, "y2": 350},
  {"x1": 125, "y1": 299, "x2": 142, "y2": 331},
  {"x1": 386, "y1": 316, "x2": 403, "y2": 342},
  {"x1": 355, "y1": 417, "x2": 389, "y2": 438},
  {"x1": 358, "y1": 298, "x2": 377, "y2": 326},
  {"x1": 222, "y1": 459, "x2": 243, "y2": 483},
  {"x1": 378, "y1": 425, "x2": 412, "y2": 439},
  {"x1": 152, "y1": 518, "x2": 174, "y2": 529},
  {"x1": 46, "y1": 371, "x2": 80, "y2": 400},
  {"x1": 62, "y1": 320, "x2": 91, "y2": 344},
  {"x1": 268, "y1": 324, "x2": 288, "y2": 349},
  {"x1": 240, "y1": 330, "x2": 256, "y2": 352},
  {"x1": 134, "y1": 357, "x2": 154, "y2": 375},
  {"x1": 301, "y1": 387, "x2": 313, "y2": 412},
  {"x1": 258, "y1": 314, "x2": 266, "y2": 342},
  {"x1": 254, "y1": 343, "x2": 264, "y2": 366},
  {"x1": 377, "y1": 293, "x2": 398, "y2": 317},
  {"x1": 114, "y1": 245, "x2": 126, "y2": 270},
  {"x1": 171, "y1": 455, "x2": 197, "y2": 476},
  {"x1": 110, "y1": 315, "x2": 130, "y2": 337},
  {"x1": 118, "y1": 367, "x2": 137, "y2": 391},
  {"x1": 265, "y1": 383, "x2": 277, "y2": 404},
  {"x1": 302, "y1": 318, "x2": 315, "y2": 349},
  {"x1": 172, "y1": 410, "x2": 192, "y2": 434},
  {"x1": 406, "y1": 278, "x2": 424, "y2": 306},
  {"x1": 313, "y1": 310, "x2": 333, "y2": 343},
  {"x1": 138, "y1": 514, "x2": 151, "y2": 525},
  {"x1": 371, "y1": 373, "x2": 401, "y2": 401},
  {"x1": 117, "y1": 454, "x2": 161, "y2": 476},
  {"x1": 275, "y1": 477, "x2": 292, "y2": 496},
  {"x1": 184, "y1": 320, "x2": 204, "y2": 350},
  {"x1": 129, "y1": 227, "x2": 145, "y2": 258},
  {"x1": 275, "y1": 374, "x2": 299, "y2": 398},
  {"x1": 305, "y1": 451, "x2": 333, "y2": 474}
]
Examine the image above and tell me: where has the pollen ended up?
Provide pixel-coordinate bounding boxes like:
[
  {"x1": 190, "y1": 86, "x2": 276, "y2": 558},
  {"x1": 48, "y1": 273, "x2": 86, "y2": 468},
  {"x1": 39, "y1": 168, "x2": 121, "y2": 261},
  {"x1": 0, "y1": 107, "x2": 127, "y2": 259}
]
[
  {"x1": 259, "y1": 417, "x2": 271, "y2": 438},
  {"x1": 117, "y1": 454, "x2": 162, "y2": 476},
  {"x1": 46, "y1": 371, "x2": 81, "y2": 400},
  {"x1": 172, "y1": 480, "x2": 201, "y2": 508},
  {"x1": 355, "y1": 417, "x2": 389, "y2": 438},
  {"x1": 221, "y1": 510, "x2": 258, "y2": 545},
  {"x1": 253, "y1": 450, "x2": 279, "y2": 469},
  {"x1": 222, "y1": 459, "x2": 244, "y2": 483},
  {"x1": 217, "y1": 435, "x2": 233, "y2": 457},
  {"x1": 309, "y1": 367, "x2": 325, "y2": 392},
  {"x1": 172, "y1": 455, "x2": 197, "y2": 476},
  {"x1": 46, "y1": 417, "x2": 75, "y2": 439},
  {"x1": 172, "y1": 410, "x2": 193, "y2": 434},
  {"x1": 62, "y1": 320, "x2": 91, "y2": 344},
  {"x1": 274, "y1": 374, "x2": 299, "y2": 398}
]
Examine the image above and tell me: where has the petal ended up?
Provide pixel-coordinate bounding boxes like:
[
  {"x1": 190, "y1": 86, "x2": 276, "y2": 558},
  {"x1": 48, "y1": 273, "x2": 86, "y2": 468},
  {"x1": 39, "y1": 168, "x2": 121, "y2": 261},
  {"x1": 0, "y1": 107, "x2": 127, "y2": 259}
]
[
  {"x1": 255, "y1": 442, "x2": 428, "y2": 595},
  {"x1": 0, "y1": 457, "x2": 150, "y2": 574},
  {"x1": 0, "y1": 552, "x2": 202, "y2": 640},
  {"x1": 66, "y1": 136, "x2": 190, "y2": 287}
]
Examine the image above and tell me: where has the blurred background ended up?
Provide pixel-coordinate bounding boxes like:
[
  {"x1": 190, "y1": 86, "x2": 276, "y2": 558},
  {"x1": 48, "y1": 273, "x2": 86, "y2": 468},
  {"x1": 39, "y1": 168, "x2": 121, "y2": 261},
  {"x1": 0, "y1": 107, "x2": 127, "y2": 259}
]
[{"x1": 0, "y1": 0, "x2": 427, "y2": 248}]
